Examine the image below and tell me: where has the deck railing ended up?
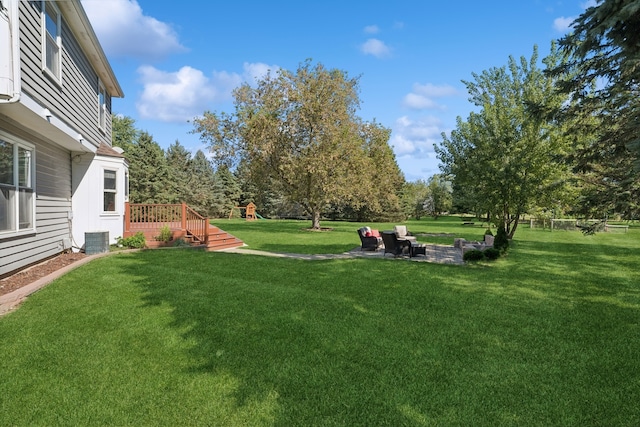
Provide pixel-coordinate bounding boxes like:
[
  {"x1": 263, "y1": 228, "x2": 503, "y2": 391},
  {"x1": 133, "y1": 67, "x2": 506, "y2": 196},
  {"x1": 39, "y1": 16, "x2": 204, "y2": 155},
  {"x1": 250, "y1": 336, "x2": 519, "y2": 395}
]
[
  {"x1": 183, "y1": 204, "x2": 209, "y2": 243},
  {"x1": 124, "y1": 202, "x2": 209, "y2": 243}
]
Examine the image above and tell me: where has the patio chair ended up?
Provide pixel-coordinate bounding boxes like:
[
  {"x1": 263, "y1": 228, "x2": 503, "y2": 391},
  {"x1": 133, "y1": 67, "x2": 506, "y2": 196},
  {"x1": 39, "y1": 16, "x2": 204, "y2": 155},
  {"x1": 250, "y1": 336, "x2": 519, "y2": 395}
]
[
  {"x1": 381, "y1": 231, "x2": 412, "y2": 257},
  {"x1": 357, "y1": 227, "x2": 383, "y2": 251},
  {"x1": 393, "y1": 225, "x2": 417, "y2": 242}
]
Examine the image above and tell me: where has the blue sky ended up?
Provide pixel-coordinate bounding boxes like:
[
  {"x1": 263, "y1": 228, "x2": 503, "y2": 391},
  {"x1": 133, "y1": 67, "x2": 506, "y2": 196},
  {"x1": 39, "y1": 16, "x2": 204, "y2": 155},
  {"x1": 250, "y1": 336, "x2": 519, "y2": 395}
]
[{"x1": 81, "y1": 0, "x2": 594, "y2": 182}]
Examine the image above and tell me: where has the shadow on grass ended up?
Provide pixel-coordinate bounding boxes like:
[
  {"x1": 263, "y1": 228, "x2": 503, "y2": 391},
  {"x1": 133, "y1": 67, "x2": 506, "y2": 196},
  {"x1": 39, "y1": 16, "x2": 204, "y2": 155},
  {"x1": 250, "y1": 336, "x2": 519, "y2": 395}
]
[
  {"x1": 129, "y1": 251, "x2": 451, "y2": 424},
  {"x1": 119, "y1": 242, "x2": 640, "y2": 425}
]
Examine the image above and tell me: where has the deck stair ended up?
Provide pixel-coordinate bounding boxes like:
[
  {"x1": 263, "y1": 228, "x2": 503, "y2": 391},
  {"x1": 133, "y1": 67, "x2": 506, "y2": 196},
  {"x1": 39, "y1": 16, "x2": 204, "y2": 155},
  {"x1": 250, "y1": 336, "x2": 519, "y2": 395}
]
[{"x1": 124, "y1": 202, "x2": 243, "y2": 251}]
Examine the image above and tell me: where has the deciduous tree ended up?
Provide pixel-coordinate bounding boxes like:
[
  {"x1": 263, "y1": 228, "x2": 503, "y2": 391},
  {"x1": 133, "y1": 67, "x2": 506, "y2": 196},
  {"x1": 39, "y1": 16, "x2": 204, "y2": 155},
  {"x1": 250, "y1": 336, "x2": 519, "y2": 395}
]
[
  {"x1": 436, "y1": 45, "x2": 573, "y2": 237},
  {"x1": 400, "y1": 180, "x2": 429, "y2": 220},
  {"x1": 111, "y1": 114, "x2": 138, "y2": 154},
  {"x1": 424, "y1": 174, "x2": 452, "y2": 219},
  {"x1": 192, "y1": 60, "x2": 400, "y2": 229}
]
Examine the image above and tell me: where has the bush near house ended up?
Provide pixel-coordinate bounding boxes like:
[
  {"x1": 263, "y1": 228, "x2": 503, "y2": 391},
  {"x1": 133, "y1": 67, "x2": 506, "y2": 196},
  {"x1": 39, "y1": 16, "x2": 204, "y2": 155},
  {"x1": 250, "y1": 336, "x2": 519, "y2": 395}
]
[{"x1": 116, "y1": 232, "x2": 146, "y2": 249}]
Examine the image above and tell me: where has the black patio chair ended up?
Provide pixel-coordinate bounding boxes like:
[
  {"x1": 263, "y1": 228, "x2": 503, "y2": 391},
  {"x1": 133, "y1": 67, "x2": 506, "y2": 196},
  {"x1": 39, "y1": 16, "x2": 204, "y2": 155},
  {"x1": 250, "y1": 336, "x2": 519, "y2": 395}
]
[
  {"x1": 381, "y1": 231, "x2": 412, "y2": 257},
  {"x1": 357, "y1": 227, "x2": 383, "y2": 251}
]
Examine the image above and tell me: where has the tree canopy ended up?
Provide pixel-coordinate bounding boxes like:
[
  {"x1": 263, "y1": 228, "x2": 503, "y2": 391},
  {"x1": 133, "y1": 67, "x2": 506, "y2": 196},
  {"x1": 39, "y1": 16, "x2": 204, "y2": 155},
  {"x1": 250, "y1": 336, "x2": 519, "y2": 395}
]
[
  {"x1": 112, "y1": 115, "x2": 241, "y2": 216},
  {"x1": 191, "y1": 60, "x2": 403, "y2": 229},
  {"x1": 553, "y1": 0, "x2": 640, "y2": 218},
  {"x1": 436, "y1": 45, "x2": 573, "y2": 237}
]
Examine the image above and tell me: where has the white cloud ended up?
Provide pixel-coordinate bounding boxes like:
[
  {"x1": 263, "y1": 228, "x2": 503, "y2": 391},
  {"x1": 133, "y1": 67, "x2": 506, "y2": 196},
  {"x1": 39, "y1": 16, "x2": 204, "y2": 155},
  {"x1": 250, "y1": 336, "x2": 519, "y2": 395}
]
[
  {"x1": 242, "y1": 62, "x2": 279, "y2": 84},
  {"x1": 360, "y1": 38, "x2": 391, "y2": 58},
  {"x1": 390, "y1": 115, "x2": 444, "y2": 158},
  {"x1": 403, "y1": 93, "x2": 440, "y2": 110},
  {"x1": 402, "y1": 83, "x2": 458, "y2": 111},
  {"x1": 82, "y1": 0, "x2": 187, "y2": 60},
  {"x1": 136, "y1": 66, "x2": 217, "y2": 122},
  {"x1": 364, "y1": 25, "x2": 380, "y2": 34},
  {"x1": 413, "y1": 83, "x2": 458, "y2": 98},
  {"x1": 135, "y1": 62, "x2": 278, "y2": 122},
  {"x1": 553, "y1": 0, "x2": 598, "y2": 33},
  {"x1": 553, "y1": 16, "x2": 575, "y2": 33}
]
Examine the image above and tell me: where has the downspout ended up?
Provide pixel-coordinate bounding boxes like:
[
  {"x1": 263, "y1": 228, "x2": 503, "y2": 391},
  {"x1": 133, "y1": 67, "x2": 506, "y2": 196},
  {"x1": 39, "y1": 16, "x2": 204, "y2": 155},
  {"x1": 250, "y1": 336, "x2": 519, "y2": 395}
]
[{"x1": 0, "y1": 0, "x2": 21, "y2": 104}]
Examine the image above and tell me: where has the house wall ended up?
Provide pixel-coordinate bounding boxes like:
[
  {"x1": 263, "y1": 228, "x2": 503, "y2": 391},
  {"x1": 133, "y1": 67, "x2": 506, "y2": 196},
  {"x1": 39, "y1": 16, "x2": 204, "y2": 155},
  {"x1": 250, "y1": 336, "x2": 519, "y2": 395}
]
[
  {"x1": 0, "y1": 120, "x2": 73, "y2": 277},
  {"x1": 72, "y1": 153, "x2": 127, "y2": 248},
  {"x1": 19, "y1": 0, "x2": 112, "y2": 149},
  {"x1": 0, "y1": 0, "x2": 124, "y2": 277}
]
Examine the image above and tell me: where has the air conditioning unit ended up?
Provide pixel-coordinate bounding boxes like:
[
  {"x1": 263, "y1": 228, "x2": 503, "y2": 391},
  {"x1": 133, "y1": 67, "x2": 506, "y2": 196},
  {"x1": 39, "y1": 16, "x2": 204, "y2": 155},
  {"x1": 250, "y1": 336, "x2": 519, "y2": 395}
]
[{"x1": 85, "y1": 231, "x2": 109, "y2": 255}]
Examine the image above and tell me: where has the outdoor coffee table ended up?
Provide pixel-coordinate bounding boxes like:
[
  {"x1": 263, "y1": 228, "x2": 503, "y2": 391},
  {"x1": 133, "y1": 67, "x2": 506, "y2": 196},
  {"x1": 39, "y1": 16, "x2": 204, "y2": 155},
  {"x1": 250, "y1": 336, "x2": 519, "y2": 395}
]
[{"x1": 411, "y1": 243, "x2": 427, "y2": 257}]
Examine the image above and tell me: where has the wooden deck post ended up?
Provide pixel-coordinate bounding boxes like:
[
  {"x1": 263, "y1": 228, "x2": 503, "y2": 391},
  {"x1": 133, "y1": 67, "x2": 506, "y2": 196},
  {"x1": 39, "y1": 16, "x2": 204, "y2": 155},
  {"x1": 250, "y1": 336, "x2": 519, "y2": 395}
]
[
  {"x1": 181, "y1": 202, "x2": 187, "y2": 231},
  {"x1": 124, "y1": 201, "x2": 130, "y2": 235}
]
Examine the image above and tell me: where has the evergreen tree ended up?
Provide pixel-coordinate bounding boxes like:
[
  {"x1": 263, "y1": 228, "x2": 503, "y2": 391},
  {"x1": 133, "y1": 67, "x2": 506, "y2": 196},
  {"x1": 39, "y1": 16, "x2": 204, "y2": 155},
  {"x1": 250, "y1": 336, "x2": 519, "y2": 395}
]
[
  {"x1": 187, "y1": 150, "x2": 217, "y2": 216},
  {"x1": 212, "y1": 164, "x2": 241, "y2": 218},
  {"x1": 128, "y1": 132, "x2": 171, "y2": 203},
  {"x1": 165, "y1": 140, "x2": 192, "y2": 204},
  {"x1": 553, "y1": 0, "x2": 640, "y2": 219}
]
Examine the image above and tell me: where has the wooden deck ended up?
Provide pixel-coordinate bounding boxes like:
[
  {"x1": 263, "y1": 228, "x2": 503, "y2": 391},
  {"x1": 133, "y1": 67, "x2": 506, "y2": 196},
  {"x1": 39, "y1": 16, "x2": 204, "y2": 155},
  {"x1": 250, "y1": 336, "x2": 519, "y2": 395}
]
[{"x1": 123, "y1": 203, "x2": 243, "y2": 251}]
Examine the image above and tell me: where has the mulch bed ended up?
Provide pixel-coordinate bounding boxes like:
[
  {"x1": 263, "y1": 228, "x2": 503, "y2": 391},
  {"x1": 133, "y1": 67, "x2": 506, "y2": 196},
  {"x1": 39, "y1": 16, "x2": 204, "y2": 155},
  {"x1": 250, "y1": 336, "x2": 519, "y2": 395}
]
[{"x1": 0, "y1": 252, "x2": 88, "y2": 297}]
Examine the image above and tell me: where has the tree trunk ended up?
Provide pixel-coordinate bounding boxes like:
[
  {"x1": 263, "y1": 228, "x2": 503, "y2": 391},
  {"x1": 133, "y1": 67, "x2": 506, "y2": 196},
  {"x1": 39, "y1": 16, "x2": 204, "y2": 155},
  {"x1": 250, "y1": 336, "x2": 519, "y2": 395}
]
[
  {"x1": 508, "y1": 220, "x2": 519, "y2": 239},
  {"x1": 311, "y1": 210, "x2": 321, "y2": 230}
]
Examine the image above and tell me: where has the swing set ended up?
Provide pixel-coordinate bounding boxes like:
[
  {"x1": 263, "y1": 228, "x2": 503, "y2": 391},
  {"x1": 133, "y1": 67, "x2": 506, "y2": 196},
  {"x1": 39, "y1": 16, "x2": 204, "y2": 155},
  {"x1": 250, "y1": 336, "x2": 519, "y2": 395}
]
[{"x1": 229, "y1": 202, "x2": 260, "y2": 220}]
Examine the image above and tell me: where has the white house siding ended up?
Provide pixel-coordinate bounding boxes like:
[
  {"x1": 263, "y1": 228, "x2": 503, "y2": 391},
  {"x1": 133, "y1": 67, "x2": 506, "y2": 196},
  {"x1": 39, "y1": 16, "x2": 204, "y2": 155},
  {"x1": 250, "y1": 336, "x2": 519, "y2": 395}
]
[
  {"x1": 0, "y1": 119, "x2": 73, "y2": 277},
  {"x1": 71, "y1": 150, "x2": 127, "y2": 248}
]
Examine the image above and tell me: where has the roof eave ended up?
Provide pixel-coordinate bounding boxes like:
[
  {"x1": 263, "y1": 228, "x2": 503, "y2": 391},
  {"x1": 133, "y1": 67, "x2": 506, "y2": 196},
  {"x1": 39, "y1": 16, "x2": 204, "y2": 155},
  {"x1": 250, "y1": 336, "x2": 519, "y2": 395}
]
[{"x1": 57, "y1": 0, "x2": 124, "y2": 99}]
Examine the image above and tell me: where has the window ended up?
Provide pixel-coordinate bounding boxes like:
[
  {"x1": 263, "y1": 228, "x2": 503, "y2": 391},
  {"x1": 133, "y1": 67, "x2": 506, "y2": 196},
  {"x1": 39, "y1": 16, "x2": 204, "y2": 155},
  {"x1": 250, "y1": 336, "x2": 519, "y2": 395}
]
[
  {"x1": 0, "y1": 137, "x2": 35, "y2": 234},
  {"x1": 98, "y1": 81, "x2": 106, "y2": 130},
  {"x1": 103, "y1": 169, "x2": 116, "y2": 212},
  {"x1": 42, "y1": 0, "x2": 61, "y2": 81}
]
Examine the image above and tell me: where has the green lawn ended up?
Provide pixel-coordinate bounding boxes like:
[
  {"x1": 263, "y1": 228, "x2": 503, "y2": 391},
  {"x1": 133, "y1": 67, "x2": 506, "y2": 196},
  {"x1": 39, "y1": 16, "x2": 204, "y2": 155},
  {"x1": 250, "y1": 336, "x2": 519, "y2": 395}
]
[{"x1": 1, "y1": 217, "x2": 639, "y2": 426}]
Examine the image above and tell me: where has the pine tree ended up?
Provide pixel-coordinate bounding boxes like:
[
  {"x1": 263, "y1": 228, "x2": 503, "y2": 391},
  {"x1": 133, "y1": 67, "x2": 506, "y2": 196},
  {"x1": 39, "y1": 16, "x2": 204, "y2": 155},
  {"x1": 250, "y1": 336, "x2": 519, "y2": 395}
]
[
  {"x1": 213, "y1": 164, "x2": 241, "y2": 218},
  {"x1": 128, "y1": 132, "x2": 170, "y2": 203},
  {"x1": 165, "y1": 140, "x2": 192, "y2": 204},
  {"x1": 187, "y1": 150, "x2": 217, "y2": 216}
]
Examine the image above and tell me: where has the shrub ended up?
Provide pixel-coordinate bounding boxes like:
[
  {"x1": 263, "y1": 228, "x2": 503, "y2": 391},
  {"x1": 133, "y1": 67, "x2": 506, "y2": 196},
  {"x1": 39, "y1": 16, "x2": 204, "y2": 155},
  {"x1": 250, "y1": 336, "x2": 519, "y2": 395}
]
[
  {"x1": 463, "y1": 249, "x2": 485, "y2": 262},
  {"x1": 484, "y1": 228, "x2": 493, "y2": 236},
  {"x1": 483, "y1": 247, "x2": 501, "y2": 260},
  {"x1": 172, "y1": 238, "x2": 191, "y2": 247},
  {"x1": 116, "y1": 232, "x2": 146, "y2": 249},
  {"x1": 157, "y1": 225, "x2": 172, "y2": 243},
  {"x1": 494, "y1": 225, "x2": 509, "y2": 253}
]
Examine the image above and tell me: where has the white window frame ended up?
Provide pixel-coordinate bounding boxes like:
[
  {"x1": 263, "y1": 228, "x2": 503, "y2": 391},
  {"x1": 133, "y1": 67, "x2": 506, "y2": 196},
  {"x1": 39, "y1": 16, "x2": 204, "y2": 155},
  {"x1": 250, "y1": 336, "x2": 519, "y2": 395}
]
[
  {"x1": 41, "y1": 0, "x2": 62, "y2": 84},
  {"x1": 0, "y1": 132, "x2": 36, "y2": 238},
  {"x1": 102, "y1": 168, "x2": 117, "y2": 214},
  {"x1": 124, "y1": 170, "x2": 129, "y2": 202},
  {"x1": 98, "y1": 80, "x2": 107, "y2": 131}
]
